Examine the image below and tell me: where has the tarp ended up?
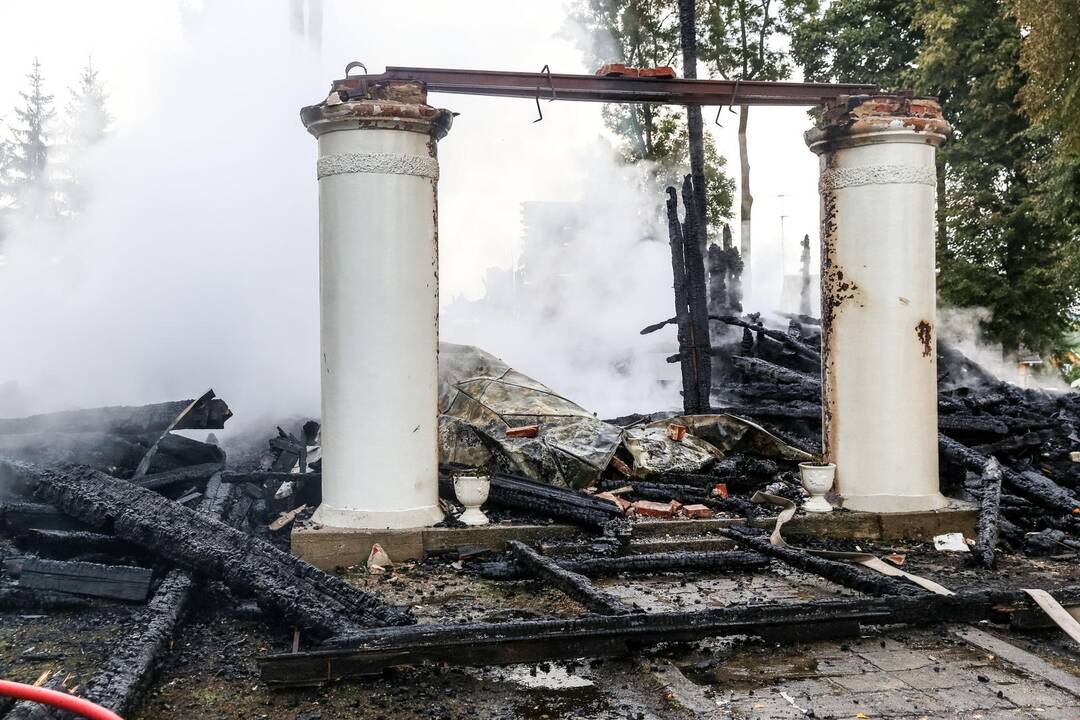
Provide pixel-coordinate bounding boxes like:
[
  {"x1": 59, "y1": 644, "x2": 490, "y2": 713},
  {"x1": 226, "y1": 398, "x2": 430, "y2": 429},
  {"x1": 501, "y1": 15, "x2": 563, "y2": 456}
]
[{"x1": 438, "y1": 343, "x2": 814, "y2": 488}]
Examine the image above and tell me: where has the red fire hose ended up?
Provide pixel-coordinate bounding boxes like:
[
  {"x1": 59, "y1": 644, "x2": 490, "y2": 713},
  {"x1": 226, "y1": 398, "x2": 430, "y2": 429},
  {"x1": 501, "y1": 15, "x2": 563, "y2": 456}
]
[{"x1": 0, "y1": 680, "x2": 123, "y2": 720}]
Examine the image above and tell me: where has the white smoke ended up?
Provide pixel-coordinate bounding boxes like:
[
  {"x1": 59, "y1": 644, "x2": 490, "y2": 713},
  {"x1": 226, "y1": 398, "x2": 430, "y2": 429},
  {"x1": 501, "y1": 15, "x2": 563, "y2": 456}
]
[{"x1": 0, "y1": 1, "x2": 691, "y2": 430}]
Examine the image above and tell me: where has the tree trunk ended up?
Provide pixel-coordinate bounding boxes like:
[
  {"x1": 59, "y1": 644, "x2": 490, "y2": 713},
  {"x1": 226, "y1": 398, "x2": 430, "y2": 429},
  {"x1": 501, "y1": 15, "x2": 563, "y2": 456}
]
[{"x1": 739, "y1": 105, "x2": 753, "y2": 299}]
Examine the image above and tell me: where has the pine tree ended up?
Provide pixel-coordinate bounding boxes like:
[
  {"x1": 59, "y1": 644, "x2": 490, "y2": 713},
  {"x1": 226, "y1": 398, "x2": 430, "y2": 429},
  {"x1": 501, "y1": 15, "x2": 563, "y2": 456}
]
[
  {"x1": 3, "y1": 58, "x2": 57, "y2": 219},
  {"x1": 60, "y1": 56, "x2": 111, "y2": 215},
  {"x1": 65, "y1": 57, "x2": 110, "y2": 149}
]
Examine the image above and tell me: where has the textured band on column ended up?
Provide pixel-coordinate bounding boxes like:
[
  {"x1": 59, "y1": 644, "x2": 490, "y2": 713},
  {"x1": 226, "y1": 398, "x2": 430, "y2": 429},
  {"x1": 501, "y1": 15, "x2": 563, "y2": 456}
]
[
  {"x1": 317, "y1": 152, "x2": 439, "y2": 180},
  {"x1": 820, "y1": 164, "x2": 936, "y2": 192}
]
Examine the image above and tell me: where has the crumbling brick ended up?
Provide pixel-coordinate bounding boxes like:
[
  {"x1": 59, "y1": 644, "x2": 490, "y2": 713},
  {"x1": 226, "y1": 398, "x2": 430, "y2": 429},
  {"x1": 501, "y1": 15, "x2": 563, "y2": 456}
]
[
  {"x1": 683, "y1": 504, "x2": 713, "y2": 519},
  {"x1": 596, "y1": 492, "x2": 631, "y2": 513},
  {"x1": 631, "y1": 500, "x2": 676, "y2": 518}
]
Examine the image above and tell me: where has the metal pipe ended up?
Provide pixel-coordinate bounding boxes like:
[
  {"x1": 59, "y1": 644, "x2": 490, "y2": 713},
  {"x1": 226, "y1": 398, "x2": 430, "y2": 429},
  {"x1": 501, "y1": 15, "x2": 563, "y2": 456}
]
[
  {"x1": 806, "y1": 96, "x2": 951, "y2": 513},
  {"x1": 300, "y1": 81, "x2": 452, "y2": 529}
]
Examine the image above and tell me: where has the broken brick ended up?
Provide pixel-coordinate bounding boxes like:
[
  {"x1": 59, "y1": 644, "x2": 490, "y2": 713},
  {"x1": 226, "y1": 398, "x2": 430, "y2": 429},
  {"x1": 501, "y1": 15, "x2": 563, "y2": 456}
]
[
  {"x1": 711, "y1": 483, "x2": 730, "y2": 499},
  {"x1": 683, "y1": 504, "x2": 712, "y2": 519},
  {"x1": 596, "y1": 492, "x2": 631, "y2": 514},
  {"x1": 506, "y1": 424, "x2": 540, "y2": 439},
  {"x1": 631, "y1": 500, "x2": 675, "y2": 519},
  {"x1": 666, "y1": 423, "x2": 687, "y2": 442}
]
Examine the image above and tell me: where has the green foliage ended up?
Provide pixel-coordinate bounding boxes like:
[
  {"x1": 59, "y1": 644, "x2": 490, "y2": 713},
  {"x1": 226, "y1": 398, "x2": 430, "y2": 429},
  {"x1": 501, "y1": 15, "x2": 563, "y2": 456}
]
[
  {"x1": 570, "y1": 0, "x2": 735, "y2": 226},
  {"x1": 789, "y1": 0, "x2": 918, "y2": 88},
  {"x1": 1012, "y1": 0, "x2": 1080, "y2": 158},
  {"x1": 700, "y1": 0, "x2": 819, "y2": 82},
  {"x1": 913, "y1": 0, "x2": 1079, "y2": 357},
  {"x1": 791, "y1": 0, "x2": 1080, "y2": 361}
]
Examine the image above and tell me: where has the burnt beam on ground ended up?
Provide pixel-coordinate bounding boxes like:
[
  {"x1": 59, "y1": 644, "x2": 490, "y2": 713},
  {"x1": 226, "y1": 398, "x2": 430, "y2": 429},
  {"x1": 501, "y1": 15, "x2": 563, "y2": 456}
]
[
  {"x1": 260, "y1": 586, "x2": 1080, "y2": 685},
  {"x1": 0, "y1": 392, "x2": 231, "y2": 435},
  {"x1": 717, "y1": 526, "x2": 927, "y2": 597},
  {"x1": 478, "y1": 550, "x2": 770, "y2": 580},
  {"x1": 506, "y1": 541, "x2": 633, "y2": 615},
  {"x1": 6, "y1": 459, "x2": 411, "y2": 637}
]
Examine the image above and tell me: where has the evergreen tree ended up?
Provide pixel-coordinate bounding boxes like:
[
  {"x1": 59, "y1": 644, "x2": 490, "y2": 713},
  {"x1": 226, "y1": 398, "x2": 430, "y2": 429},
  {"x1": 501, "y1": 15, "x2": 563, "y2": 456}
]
[
  {"x1": 60, "y1": 56, "x2": 111, "y2": 215},
  {"x1": 3, "y1": 58, "x2": 57, "y2": 219},
  {"x1": 570, "y1": 0, "x2": 735, "y2": 230}
]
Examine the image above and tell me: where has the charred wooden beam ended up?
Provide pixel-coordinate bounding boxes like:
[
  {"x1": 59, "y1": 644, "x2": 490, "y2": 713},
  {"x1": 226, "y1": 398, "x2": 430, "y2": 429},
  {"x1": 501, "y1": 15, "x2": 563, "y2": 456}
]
[
  {"x1": 68, "y1": 473, "x2": 235, "y2": 717},
  {"x1": 973, "y1": 458, "x2": 1003, "y2": 569},
  {"x1": 260, "y1": 586, "x2": 1080, "y2": 685},
  {"x1": 665, "y1": 185, "x2": 700, "y2": 413},
  {"x1": 717, "y1": 526, "x2": 926, "y2": 597},
  {"x1": 478, "y1": 550, "x2": 770, "y2": 580},
  {"x1": 7, "y1": 459, "x2": 412, "y2": 637},
  {"x1": 0, "y1": 583, "x2": 91, "y2": 611},
  {"x1": 221, "y1": 471, "x2": 321, "y2": 484},
  {"x1": 730, "y1": 356, "x2": 821, "y2": 388},
  {"x1": 439, "y1": 472, "x2": 621, "y2": 529},
  {"x1": 712, "y1": 315, "x2": 821, "y2": 365},
  {"x1": 135, "y1": 462, "x2": 223, "y2": 492},
  {"x1": 1, "y1": 501, "x2": 90, "y2": 534},
  {"x1": 14, "y1": 557, "x2": 153, "y2": 602},
  {"x1": 938, "y1": 414, "x2": 1009, "y2": 436},
  {"x1": 0, "y1": 392, "x2": 231, "y2": 436},
  {"x1": 681, "y1": 175, "x2": 714, "y2": 412},
  {"x1": 17, "y1": 528, "x2": 138, "y2": 559},
  {"x1": 939, "y1": 435, "x2": 1080, "y2": 518},
  {"x1": 506, "y1": 541, "x2": 633, "y2": 615}
]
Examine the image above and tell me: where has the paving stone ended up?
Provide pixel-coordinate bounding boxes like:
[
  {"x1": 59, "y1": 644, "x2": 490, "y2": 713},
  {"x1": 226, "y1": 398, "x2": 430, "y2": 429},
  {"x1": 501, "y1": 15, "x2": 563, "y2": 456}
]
[
  {"x1": 892, "y1": 666, "x2": 971, "y2": 690},
  {"x1": 920, "y1": 685, "x2": 1019, "y2": 712},
  {"x1": 828, "y1": 671, "x2": 911, "y2": 693},
  {"x1": 1028, "y1": 705, "x2": 1080, "y2": 720},
  {"x1": 998, "y1": 683, "x2": 1080, "y2": 711},
  {"x1": 857, "y1": 649, "x2": 935, "y2": 671},
  {"x1": 816, "y1": 654, "x2": 875, "y2": 676}
]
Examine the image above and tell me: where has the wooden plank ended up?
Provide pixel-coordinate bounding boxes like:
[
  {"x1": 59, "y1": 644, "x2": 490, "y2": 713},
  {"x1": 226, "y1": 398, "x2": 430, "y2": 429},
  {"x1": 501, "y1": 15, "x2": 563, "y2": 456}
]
[{"x1": 19, "y1": 558, "x2": 153, "y2": 602}]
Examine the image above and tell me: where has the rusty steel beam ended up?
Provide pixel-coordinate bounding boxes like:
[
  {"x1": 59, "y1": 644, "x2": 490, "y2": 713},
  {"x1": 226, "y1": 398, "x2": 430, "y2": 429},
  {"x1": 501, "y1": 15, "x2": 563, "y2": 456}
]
[{"x1": 333, "y1": 66, "x2": 883, "y2": 108}]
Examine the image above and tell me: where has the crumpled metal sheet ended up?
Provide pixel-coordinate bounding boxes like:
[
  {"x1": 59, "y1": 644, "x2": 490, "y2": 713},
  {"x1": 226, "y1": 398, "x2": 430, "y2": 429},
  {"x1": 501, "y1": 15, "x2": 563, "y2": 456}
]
[
  {"x1": 438, "y1": 343, "x2": 622, "y2": 489},
  {"x1": 438, "y1": 344, "x2": 813, "y2": 488},
  {"x1": 660, "y1": 414, "x2": 815, "y2": 463}
]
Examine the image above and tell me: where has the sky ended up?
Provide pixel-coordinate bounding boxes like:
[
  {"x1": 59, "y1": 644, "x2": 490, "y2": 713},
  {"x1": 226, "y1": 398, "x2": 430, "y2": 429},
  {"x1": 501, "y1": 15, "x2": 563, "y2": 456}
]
[{"x1": 0, "y1": 0, "x2": 825, "y2": 420}]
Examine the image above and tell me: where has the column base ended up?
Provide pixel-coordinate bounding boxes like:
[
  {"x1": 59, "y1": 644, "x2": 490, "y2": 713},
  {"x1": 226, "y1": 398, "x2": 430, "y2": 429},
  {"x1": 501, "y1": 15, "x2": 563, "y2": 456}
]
[
  {"x1": 310, "y1": 501, "x2": 445, "y2": 531},
  {"x1": 840, "y1": 491, "x2": 949, "y2": 514}
]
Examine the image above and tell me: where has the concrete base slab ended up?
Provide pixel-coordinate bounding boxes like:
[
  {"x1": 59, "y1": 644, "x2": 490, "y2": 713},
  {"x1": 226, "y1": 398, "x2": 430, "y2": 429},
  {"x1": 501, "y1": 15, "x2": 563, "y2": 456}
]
[{"x1": 291, "y1": 500, "x2": 977, "y2": 571}]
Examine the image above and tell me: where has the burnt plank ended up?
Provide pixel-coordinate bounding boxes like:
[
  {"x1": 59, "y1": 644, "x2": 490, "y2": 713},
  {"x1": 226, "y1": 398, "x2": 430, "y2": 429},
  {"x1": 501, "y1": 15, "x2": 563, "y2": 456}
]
[
  {"x1": 19, "y1": 557, "x2": 153, "y2": 602},
  {"x1": 0, "y1": 392, "x2": 231, "y2": 435},
  {"x1": 261, "y1": 587, "x2": 1080, "y2": 685},
  {"x1": 7, "y1": 459, "x2": 410, "y2": 637}
]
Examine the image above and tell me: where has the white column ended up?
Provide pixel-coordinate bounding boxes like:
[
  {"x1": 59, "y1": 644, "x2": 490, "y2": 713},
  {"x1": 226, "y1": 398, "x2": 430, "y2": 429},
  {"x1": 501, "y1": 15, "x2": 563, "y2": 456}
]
[
  {"x1": 805, "y1": 97, "x2": 950, "y2": 513},
  {"x1": 301, "y1": 81, "x2": 452, "y2": 529}
]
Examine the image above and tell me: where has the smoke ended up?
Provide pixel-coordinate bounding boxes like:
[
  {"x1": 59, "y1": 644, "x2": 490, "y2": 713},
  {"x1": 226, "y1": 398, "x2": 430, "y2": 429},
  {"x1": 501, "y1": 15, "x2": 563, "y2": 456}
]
[
  {"x1": 441, "y1": 144, "x2": 683, "y2": 417},
  {"x1": 936, "y1": 306, "x2": 1071, "y2": 391},
  {"x1": 0, "y1": 2, "x2": 323, "y2": 431},
  {"x1": 0, "y1": 1, "x2": 690, "y2": 430}
]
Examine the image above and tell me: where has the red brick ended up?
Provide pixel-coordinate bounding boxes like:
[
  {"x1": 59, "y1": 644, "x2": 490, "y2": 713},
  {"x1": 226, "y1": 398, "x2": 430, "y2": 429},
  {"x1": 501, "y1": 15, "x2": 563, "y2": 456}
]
[
  {"x1": 596, "y1": 492, "x2": 631, "y2": 514},
  {"x1": 683, "y1": 504, "x2": 713, "y2": 519},
  {"x1": 711, "y1": 483, "x2": 730, "y2": 499},
  {"x1": 505, "y1": 424, "x2": 540, "y2": 439},
  {"x1": 631, "y1": 500, "x2": 675, "y2": 518}
]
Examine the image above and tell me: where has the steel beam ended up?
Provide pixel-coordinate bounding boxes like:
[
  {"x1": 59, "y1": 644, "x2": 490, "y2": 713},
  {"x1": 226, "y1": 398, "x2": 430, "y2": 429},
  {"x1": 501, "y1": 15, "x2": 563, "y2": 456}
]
[{"x1": 332, "y1": 66, "x2": 883, "y2": 108}]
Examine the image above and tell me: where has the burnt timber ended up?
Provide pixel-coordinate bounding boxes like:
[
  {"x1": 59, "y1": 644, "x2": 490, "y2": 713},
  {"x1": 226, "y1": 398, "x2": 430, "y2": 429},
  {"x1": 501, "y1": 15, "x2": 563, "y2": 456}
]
[
  {"x1": 7, "y1": 459, "x2": 411, "y2": 637},
  {"x1": 0, "y1": 392, "x2": 231, "y2": 436},
  {"x1": 260, "y1": 586, "x2": 1080, "y2": 685}
]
